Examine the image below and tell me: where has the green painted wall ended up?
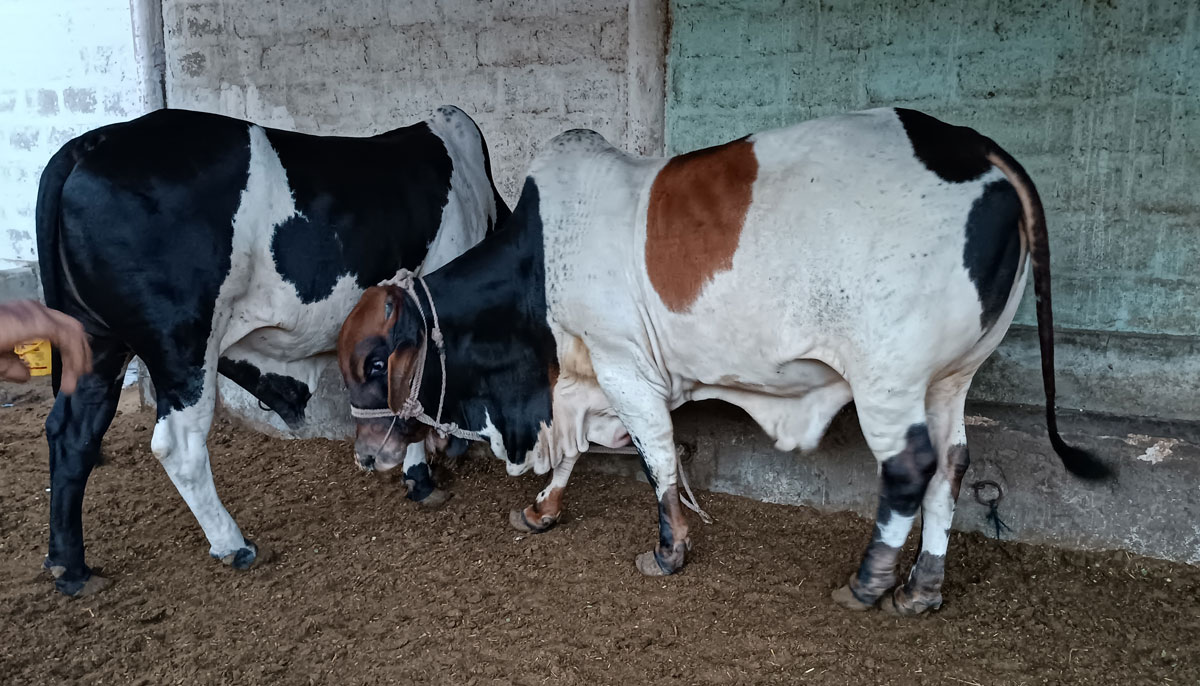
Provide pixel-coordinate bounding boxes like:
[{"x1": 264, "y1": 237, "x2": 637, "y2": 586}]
[{"x1": 666, "y1": 0, "x2": 1200, "y2": 419}]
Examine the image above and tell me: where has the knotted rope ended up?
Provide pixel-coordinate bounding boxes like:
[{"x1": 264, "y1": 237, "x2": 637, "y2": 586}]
[{"x1": 349, "y1": 270, "x2": 483, "y2": 443}]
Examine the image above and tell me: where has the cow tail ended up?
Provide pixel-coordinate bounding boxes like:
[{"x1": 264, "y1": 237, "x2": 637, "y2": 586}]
[
  {"x1": 984, "y1": 144, "x2": 1110, "y2": 480},
  {"x1": 34, "y1": 139, "x2": 85, "y2": 395}
]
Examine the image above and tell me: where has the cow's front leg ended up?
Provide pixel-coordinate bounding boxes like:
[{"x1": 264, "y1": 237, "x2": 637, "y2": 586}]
[
  {"x1": 401, "y1": 441, "x2": 450, "y2": 508},
  {"x1": 510, "y1": 451, "x2": 580, "y2": 533},
  {"x1": 632, "y1": 446, "x2": 690, "y2": 577},
  {"x1": 588, "y1": 365, "x2": 688, "y2": 576},
  {"x1": 151, "y1": 387, "x2": 260, "y2": 570}
]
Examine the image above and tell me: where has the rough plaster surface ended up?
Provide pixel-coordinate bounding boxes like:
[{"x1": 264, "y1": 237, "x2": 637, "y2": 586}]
[
  {"x1": 162, "y1": 0, "x2": 666, "y2": 203},
  {"x1": 666, "y1": 0, "x2": 1200, "y2": 419},
  {"x1": 0, "y1": 0, "x2": 162, "y2": 265}
]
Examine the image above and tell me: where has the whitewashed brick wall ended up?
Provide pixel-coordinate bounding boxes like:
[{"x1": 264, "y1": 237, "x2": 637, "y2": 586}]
[
  {"x1": 162, "y1": 0, "x2": 665, "y2": 202},
  {"x1": 0, "y1": 0, "x2": 162, "y2": 265}
]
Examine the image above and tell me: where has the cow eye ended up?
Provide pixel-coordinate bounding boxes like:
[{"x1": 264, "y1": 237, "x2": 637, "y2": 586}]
[{"x1": 367, "y1": 359, "x2": 386, "y2": 378}]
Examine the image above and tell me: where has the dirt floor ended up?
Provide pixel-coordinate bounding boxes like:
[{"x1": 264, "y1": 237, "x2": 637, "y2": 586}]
[{"x1": 1, "y1": 379, "x2": 1197, "y2": 685}]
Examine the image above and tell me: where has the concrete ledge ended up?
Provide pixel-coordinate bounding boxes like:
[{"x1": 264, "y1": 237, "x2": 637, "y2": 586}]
[
  {"x1": 583, "y1": 401, "x2": 1200, "y2": 566},
  {"x1": 973, "y1": 326, "x2": 1200, "y2": 422},
  {"x1": 0, "y1": 263, "x2": 40, "y2": 301}
]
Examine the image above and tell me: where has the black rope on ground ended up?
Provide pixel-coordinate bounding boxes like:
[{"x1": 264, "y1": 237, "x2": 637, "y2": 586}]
[{"x1": 971, "y1": 479, "x2": 1013, "y2": 540}]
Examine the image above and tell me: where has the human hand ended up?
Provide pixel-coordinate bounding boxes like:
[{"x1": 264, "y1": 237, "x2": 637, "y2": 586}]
[{"x1": 0, "y1": 300, "x2": 92, "y2": 393}]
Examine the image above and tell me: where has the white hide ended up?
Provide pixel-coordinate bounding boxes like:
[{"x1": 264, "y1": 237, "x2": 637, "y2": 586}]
[
  {"x1": 214, "y1": 106, "x2": 498, "y2": 438},
  {"x1": 154, "y1": 107, "x2": 496, "y2": 555},
  {"x1": 521, "y1": 109, "x2": 1029, "y2": 473}
]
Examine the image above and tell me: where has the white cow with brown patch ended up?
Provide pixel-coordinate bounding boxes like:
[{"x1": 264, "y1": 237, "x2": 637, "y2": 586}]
[{"x1": 337, "y1": 107, "x2": 1109, "y2": 615}]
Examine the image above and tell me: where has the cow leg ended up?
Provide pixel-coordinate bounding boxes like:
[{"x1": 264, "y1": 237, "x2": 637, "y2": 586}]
[
  {"x1": 832, "y1": 397, "x2": 936, "y2": 611},
  {"x1": 402, "y1": 442, "x2": 450, "y2": 508},
  {"x1": 589, "y1": 360, "x2": 688, "y2": 576},
  {"x1": 633, "y1": 445, "x2": 690, "y2": 577},
  {"x1": 886, "y1": 379, "x2": 972, "y2": 616},
  {"x1": 44, "y1": 339, "x2": 130, "y2": 596},
  {"x1": 509, "y1": 451, "x2": 580, "y2": 533},
  {"x1": 151, "y1": 377, "x2": 259, "y2": 570}
]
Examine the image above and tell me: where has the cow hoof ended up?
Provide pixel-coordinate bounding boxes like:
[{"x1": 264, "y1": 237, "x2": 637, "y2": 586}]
[
  {"x1": 416, "y1": 488, "x2": 453, "y2": 509},
  {"x1": 56, "y1": 572, "x2": 112, "y2": 597},
  {"x1": 509, "y1": 508, "x2": 557, "y2": 534},
  {"x1": 831, "y1": 583, "x2": 876, "y2": 612},
  {"x1": 635, "y1": 551, "x2": 672, "y2": 577},
  {"x1": 43, "y1": 557, "x2": 66, "y2": 579},
  {"x1": 881, "y1": 587, "x2": 942, "y2": 617},
  {"x1": 215, "y1": 540, "x2": 262, "y2": 570}
]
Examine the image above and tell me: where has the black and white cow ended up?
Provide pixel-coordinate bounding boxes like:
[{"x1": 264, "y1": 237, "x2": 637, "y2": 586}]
[
  {"x1": 338, "y1": 107, "x2": 1110, "y2": 615},
  {"x1": 36, "y1": 105, "x2": 508, "y2": 595}
]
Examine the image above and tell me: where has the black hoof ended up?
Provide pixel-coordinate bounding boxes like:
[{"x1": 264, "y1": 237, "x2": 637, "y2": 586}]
[
  {"x1": 635, "y1": 542, "x2": 688, "y2": 577},
  {"x1": 635, "y1": 551, "x2": 671, "y2": 576},
  {"x1": 55, "y1": 570, "x2": 112, "y2": 597},
  {"x1": 213, "y1": 540, "x2": 261, "y2": 570},
  {"x1": 881, "y1": 585, "x2": 943, "y2": 617}
]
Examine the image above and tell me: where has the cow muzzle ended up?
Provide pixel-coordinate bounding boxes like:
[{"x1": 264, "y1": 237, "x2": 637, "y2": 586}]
[{"x1": 353, "y1": 441, "x2": 407, "y2": 473}]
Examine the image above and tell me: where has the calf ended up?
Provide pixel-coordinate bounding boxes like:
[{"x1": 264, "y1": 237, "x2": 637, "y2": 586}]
[
  {"x1": 37, "y1": 105, "x2": 507, "y2": 595},
  {"x1": 337, "y1": 108, "x2": 1109, "y2": 615}
]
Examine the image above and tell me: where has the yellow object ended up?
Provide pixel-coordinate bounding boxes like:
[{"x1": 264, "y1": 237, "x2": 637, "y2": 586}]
[{"x1": 14, "y1": 339, "x2": 52, "y2": 377}]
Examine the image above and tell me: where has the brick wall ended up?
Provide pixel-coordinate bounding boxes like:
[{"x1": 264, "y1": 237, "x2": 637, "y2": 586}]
[
  {"x1": 0, "y1": 0, "x2": 162, "y2": 265},
  {"x1": 666, "y1": 0, "x2": 1200, "y2": 420},
  {"x1": 163, "y1": 0, "x2": 665, "y2": 203}
]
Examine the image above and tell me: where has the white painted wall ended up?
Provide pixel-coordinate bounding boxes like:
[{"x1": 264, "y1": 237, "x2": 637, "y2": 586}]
[
  {"x1": 0, "y1": 0, "x2": 162, "y2": 266},
  {"x1": 162, "y1": 0, "x2": 664, "y2": 204}
]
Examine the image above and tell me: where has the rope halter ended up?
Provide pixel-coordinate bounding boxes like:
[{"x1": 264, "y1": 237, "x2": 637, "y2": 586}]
[{"x1": 349, "y1": 269, "x2": 483, "y2": 443}]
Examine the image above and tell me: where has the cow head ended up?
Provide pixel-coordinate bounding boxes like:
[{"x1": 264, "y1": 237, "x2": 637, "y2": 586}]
[{"x1": 337, "y1": 285, "x2": 431, "y2": 471}]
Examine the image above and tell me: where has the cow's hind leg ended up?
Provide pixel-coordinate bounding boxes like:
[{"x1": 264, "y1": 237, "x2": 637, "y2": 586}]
[
  {"x1": 832, "y1": 392, "x2": 937, "y2": 611},
  {"x1": 885, "y1": 377, "x2": 972, "y2": 616},
  {"x1": 44, "y1": 337, "x2": 130, "y2": 596},
  {"x1": 510, "y1": 451, "x2": 580, "y2": 533},
  {"x1": 151, "y1": 373, "x2": 259, "y2": 570}
]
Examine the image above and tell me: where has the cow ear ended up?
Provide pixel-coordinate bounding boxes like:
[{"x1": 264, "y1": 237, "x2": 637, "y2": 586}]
[{"x1": 386, "y1": 343, "x2": 420, "y2": 414}]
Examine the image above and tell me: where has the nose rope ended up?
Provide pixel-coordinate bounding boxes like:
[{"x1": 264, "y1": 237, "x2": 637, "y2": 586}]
[
  {"x1": 350, "y1": 269, "x2": 484, "y2": 444},
  {"x1": 376, "y1": 416, "x2": 399, "y2": 457}
]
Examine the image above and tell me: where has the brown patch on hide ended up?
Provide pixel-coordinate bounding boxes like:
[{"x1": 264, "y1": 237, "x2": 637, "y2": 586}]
[
  {"x1": 387, "y1": 344, "x2": 422, "y2": 414},
  {"x1": 336, "y1": 286, "x2": 395, "y2": 383},
  {"x1": 511, "y1": 487, "x2": 566, "y2": 534},
  {"x1": 528, "y1": 487, "x2": 565, "y2": 523},
  {"x1": 559, "y1": 336, "x2": 596, "y2": 379},
  {"x1": 645, "y1": 137, "x2": 758, "y2": 312}
]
